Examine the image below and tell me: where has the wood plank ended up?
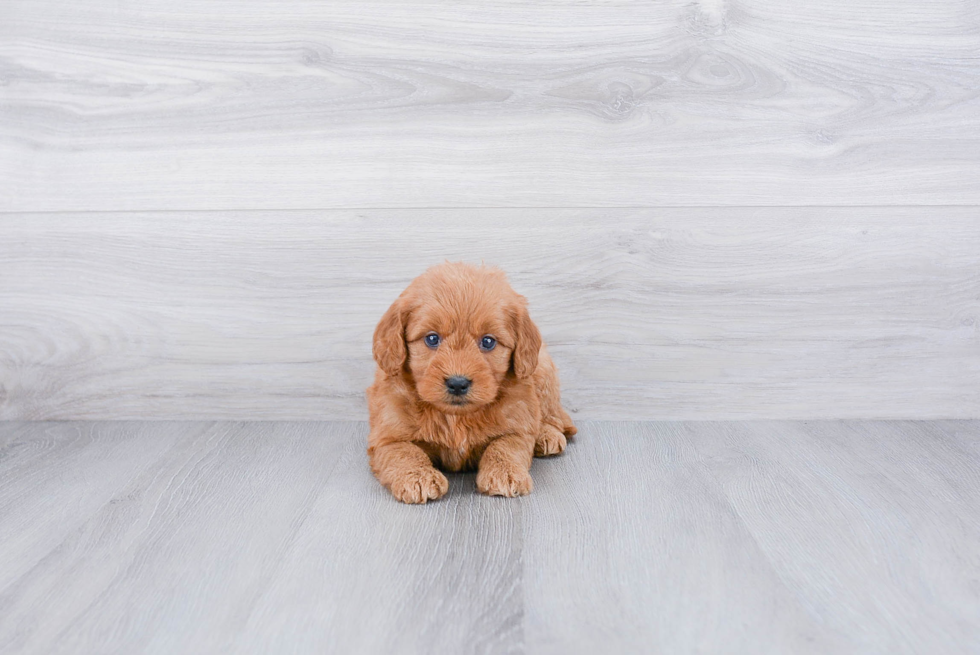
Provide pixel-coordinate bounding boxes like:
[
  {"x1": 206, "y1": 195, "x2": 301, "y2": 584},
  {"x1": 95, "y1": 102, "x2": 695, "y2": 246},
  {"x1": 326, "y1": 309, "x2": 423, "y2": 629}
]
[
  {"x1": 233, "y1": 424, "x2": 523, "y2": 654},
  {"x1": 2, "y1": 208, "x2": 977, "y2": 420},
  {"x1": 524, "y1": 421, "x2": 980, "y2": 653},
  {"x1": 2, "y1": 0, "x2": 978, "y2": 210},
  {"x1": 1, "y1": 420, "x2": 979, "y2": 652},
  {"x1": 0, "y1": 421, "x2": 354, "y2": 654},
  {"x1": 522, "y1": 421, "x2": 839, "y2": 653},
  {"x1": 0, "y1": 422, "x2": 196, "y2": 592},
  {"x1": 694, "y1": 420, "x2": 980, "y2": 653},
  {"x1": 0, "y1": 421, "x2": 522, "y2": 653},
  {"x1": 934, "y1": 420, "x2": 980, "y2": 457}
]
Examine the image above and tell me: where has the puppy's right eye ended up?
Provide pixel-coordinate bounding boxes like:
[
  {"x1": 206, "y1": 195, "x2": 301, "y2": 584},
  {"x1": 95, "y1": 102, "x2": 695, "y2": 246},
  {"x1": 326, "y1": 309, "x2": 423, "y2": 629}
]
[{"x1": 424, "y1": 333, "x2": 441, "y2": 348}]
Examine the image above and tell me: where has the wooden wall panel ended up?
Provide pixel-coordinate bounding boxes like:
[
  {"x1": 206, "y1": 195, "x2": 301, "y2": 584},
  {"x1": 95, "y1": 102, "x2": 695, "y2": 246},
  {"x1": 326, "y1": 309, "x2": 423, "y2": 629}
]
[
  {"x1": 2, "y1": 208, "x2": 977, "y2": 420},
  {"x1": 1, "y1": 0, "x2": 978, "y2": 210}
]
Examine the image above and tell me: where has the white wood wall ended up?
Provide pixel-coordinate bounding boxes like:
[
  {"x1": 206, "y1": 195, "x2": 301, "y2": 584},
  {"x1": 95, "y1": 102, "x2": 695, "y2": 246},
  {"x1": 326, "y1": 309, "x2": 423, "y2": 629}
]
[{"x1": 1, "y1": 0, "x2": 978, "y2": 419}]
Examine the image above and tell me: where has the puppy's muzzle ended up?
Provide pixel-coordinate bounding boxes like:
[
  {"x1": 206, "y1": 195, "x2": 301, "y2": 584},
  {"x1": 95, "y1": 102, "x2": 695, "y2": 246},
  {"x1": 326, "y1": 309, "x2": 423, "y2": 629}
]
[{"x1": 445, "y1": 375, "x2": 472, "y2": 397}]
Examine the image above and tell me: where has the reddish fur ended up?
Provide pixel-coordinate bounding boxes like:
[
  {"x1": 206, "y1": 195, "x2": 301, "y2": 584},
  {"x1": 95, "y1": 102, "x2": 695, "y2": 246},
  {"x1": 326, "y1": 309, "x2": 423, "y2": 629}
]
[{"x1": 367, "y1": 262, "x2": 577, "y2": 504}]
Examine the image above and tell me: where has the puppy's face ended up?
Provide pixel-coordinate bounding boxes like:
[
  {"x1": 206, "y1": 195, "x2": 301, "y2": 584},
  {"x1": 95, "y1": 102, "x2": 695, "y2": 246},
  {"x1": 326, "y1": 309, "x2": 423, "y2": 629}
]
[{"x1": 373, "y1": 263, "x2": 541, "y2": 414}]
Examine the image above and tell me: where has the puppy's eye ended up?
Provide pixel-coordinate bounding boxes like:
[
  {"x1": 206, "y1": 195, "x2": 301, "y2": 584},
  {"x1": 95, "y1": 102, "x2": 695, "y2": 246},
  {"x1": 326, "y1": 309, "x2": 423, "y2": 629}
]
[
  {"x1": 480, "y1": 335, "x2": 497, "y2": 352},
  {"x1": 424, "y1": 333, "x2": 441, "y2": 348}
]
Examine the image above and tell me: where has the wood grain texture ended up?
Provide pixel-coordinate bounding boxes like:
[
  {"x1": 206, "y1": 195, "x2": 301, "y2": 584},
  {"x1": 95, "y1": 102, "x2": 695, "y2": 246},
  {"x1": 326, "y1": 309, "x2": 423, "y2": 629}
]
[
  {"x1": 0, "y1": 421, "x2": 355, "y2": 654},
  {"x1": 0, "y1": 422, "x2": 199, "y2": 594},
  {"x1": 525, "y1": 420, "x2": 980, "y2": 653},
  {"x1": 694, "y1": 420, "x2": 980, "y2": 653},
  {"x1": 2, "y1": 420, "x2": 979, "y2": 653},
  {"x1": 2, "y1": 208, "x2": 978, "y2": 420},
  {"x1": 2, "y1": 0, "x2": 979, "y2": 210},
  {"x1": 235, "y1": 425, "x2": 524, "y2": 655},
  {"x1": 523, "y1": 422, "x2": 838, "y2": 653}
]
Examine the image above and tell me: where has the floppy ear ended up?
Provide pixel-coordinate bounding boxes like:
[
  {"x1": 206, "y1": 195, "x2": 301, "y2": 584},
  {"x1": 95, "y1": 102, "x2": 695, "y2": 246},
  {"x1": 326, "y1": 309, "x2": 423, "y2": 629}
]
[
  {"x1": 373, "y1": 297, "x2": 408, "y2": 377},
  {"x1": 510, "y1": 297, "x2": 542, "y2": 379}
]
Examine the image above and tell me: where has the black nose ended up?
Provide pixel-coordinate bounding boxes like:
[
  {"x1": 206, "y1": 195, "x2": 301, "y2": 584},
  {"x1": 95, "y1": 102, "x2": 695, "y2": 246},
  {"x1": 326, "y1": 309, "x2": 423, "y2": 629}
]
[{"x1": 445, "y1": 375, "x2": 472, "y2": 396}]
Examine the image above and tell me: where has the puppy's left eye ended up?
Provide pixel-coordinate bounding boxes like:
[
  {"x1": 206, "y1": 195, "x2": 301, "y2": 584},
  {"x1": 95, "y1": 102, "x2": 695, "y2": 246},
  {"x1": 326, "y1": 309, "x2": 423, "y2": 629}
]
[{"x1": 480, "y1": 335, "x2": 497, "y2": 351}]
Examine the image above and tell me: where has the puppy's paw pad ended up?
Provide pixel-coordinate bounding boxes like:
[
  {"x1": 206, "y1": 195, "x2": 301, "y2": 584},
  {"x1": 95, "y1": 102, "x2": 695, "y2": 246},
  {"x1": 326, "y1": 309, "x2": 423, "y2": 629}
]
[
  {"x1": 534, "y1": 426, "x2": 567, "y2": 457},
  {"x1": 477, "y1": 466, "x2": 533, "y2": 497},
  {"x1": 389, "y1": 467, "x2": 449, "y2": 504}
]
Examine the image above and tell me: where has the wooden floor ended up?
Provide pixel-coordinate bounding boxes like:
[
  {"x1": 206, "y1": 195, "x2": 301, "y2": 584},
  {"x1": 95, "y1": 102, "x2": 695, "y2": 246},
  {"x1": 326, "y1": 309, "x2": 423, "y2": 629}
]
[
  {"x1": 2, "y1": 3, "x2": 979, "y2": 651},
  {"x1": 2, "y1": 420, "x2": 978, "y2": 654}
]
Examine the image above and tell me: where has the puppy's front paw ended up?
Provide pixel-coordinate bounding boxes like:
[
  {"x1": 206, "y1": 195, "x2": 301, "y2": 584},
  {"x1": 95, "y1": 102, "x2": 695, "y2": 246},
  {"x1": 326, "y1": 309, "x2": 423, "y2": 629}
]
[
  {"x1": 388, "y1": 467, "x2": 449, "y2": 504},
  {"x1": 477, "y1": 464, "x2": 533, "y2": 497},
  {"x1": 534, "y1": 425, "x2": 567, "y2": 457}
]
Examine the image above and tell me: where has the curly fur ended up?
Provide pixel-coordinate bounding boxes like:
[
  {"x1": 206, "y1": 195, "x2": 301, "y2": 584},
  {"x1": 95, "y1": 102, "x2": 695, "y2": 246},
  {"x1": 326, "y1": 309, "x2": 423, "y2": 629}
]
[{"x1": 366, "y1": 262, "x2": 577, "y2": 504}]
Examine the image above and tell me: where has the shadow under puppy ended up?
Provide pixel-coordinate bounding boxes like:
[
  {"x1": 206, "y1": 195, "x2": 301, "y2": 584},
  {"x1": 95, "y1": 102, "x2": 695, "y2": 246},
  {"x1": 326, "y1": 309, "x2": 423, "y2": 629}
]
[{"x1": 367, "y1": 262, "x2": 577, "y2": 504}]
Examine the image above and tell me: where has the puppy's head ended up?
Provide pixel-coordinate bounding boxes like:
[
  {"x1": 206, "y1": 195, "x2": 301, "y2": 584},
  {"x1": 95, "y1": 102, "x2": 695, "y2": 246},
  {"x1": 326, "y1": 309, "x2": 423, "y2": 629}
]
[{"x1": 373, "y1": 262, "x2": 541, "y2": 414}]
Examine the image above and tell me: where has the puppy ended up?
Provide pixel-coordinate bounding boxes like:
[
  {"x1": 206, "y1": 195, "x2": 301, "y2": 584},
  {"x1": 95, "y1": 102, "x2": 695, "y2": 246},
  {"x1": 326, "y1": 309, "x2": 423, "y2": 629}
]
[{"x1": 367, "y1": 262, "x2": 577, "y2": 504}]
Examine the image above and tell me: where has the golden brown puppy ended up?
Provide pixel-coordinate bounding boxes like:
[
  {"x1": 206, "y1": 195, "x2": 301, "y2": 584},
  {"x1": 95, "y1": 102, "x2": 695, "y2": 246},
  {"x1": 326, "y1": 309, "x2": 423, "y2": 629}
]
[{"x1": 367, "y1": 262, "x2": 577, "y2": 504}]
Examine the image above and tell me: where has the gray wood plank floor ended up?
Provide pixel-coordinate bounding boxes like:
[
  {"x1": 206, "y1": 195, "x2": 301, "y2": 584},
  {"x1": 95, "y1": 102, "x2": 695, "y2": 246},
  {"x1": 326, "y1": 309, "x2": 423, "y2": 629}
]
[{"x1": 2, "y1": 421, "x2": 978, "y2": 654}]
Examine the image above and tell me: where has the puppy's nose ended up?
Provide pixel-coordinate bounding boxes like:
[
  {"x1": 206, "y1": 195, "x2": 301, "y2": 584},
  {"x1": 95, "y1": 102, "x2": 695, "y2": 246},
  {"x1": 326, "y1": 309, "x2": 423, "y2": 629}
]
[{"x1": 445, "y1": 375, "x2": 472, "y2": 396}]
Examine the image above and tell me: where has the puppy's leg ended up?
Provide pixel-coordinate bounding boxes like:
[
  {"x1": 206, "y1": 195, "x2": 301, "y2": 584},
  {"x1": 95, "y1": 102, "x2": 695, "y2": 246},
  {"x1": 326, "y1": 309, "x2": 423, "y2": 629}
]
[
  {"x1": 535, "y1": 424, "x2": 567, "y2": 457},
  {"x1": 533, "y1": 347, "x2": 577, "y2": 456},
  {"x1": 369, "y1": 441, "x2": 449, "y2": 504},
  {"x1": 477, "y1": 433, "x2": 534, "y2": 497},
  {"x1": 556, "y1": 405, "x2": 577, "y2": 437},
  {"x1": 532, "y1": 373, "x2": 576, "y2": 457}
]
